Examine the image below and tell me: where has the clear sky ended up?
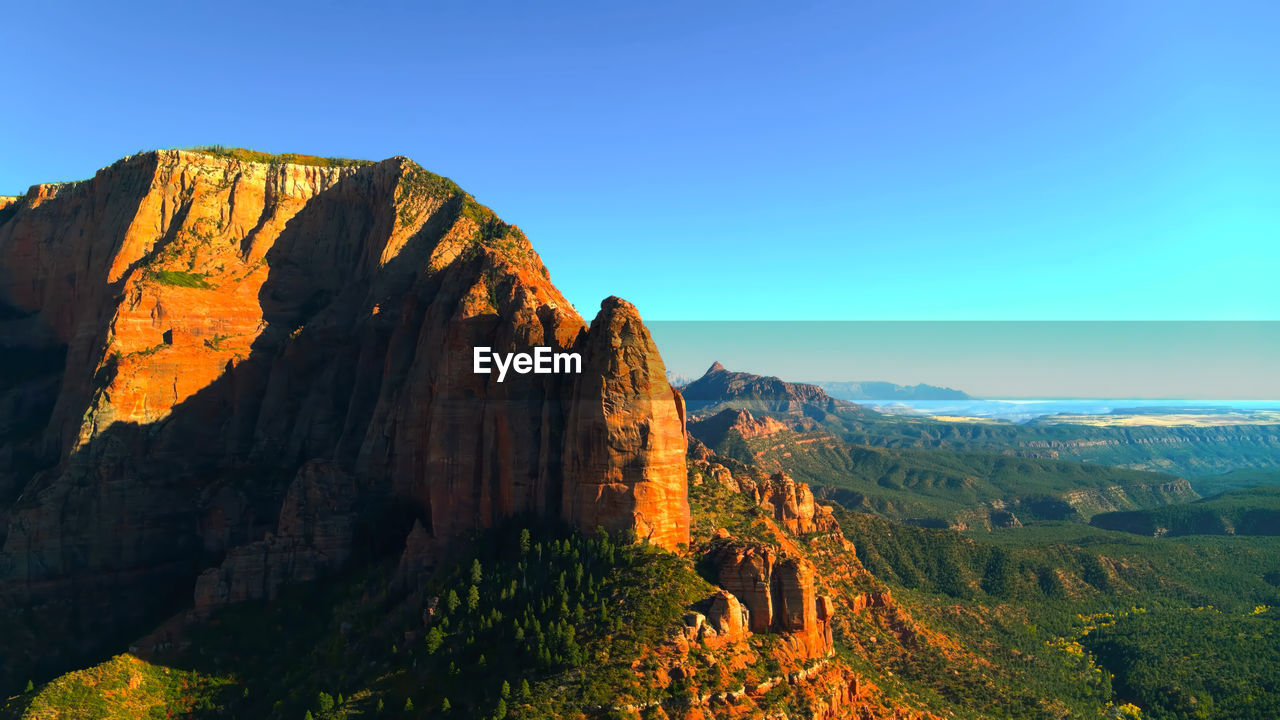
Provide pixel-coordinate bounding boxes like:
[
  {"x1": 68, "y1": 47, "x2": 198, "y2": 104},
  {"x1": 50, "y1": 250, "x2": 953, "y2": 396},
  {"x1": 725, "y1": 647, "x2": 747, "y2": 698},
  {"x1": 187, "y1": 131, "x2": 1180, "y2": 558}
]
[{"x1": 2, "y1": 1, "x2": 1277, "y2": 321}]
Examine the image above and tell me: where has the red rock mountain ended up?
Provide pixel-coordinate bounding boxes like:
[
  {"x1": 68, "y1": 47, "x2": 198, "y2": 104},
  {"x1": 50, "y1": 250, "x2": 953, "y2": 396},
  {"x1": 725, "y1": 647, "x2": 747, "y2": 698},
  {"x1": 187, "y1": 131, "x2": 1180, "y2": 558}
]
[{"x1": 0, "y1": 150, "x2": 687, "y2": 678}]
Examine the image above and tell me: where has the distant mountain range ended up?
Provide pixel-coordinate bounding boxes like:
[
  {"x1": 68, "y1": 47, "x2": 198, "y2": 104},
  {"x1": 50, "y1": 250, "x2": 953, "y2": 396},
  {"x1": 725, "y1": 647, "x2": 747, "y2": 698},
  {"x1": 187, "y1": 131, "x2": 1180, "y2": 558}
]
[
  {"x1": 678, "y1": 363, "x2": 1280, "y2": 479},
  {"x1": 670, "y1": 361, "x2": 967, "y2": 399},
  {"x1": 670, "y1": 363, "x2": 971, "y2": 402},
  {"x1": 815, "y1": 380, "x2": 972, "y2": 401}
]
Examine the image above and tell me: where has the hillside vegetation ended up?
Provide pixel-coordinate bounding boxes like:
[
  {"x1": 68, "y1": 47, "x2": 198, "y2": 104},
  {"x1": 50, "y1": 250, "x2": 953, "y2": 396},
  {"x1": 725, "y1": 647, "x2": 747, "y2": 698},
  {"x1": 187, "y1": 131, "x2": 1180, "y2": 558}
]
[
  {"x1": 698, "y1": 423, "x2": 1197, "y2": 530},
  {"x1": 182, "y1": 145, "x2": 372, "y2": 167},
  {"x1": 836, "y1": 505, "x2": 1280, "y2": 720},
  {"x1": 1090, "y1": 485, "x2": 1280, "y2": 537}
]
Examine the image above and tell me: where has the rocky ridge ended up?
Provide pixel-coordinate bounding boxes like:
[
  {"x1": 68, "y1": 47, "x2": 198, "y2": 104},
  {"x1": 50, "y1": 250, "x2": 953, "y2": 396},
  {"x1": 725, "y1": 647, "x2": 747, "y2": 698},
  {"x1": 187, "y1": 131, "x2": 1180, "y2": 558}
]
[{"x1": 675, "y1": 449, "x2": 949, "y2": 719}]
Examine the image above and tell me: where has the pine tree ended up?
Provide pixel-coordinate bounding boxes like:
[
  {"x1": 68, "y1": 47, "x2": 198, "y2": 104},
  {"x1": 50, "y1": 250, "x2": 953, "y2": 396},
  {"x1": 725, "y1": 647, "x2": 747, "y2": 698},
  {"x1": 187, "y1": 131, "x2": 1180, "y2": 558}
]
[
  {"x1": 304, "y1": 712, "x2": 314, "y2": 720},
  {"x1": 426, "y1": 626, "x2": 444, "y2": 654},
  {"x1": 519, "y1": 528, "x2": 531, "y2": 556},
  {"x1": 24, "y1": 680, "x2": 33, "y2": 693},
  {"x1": 520, "y1": 679, "x2": 531, "y2": 699},
  {"x1": 500, "y1": 680, "x2": 510, "y2": 698},
  {"x1": 495, "y1": 698, "x2": 507, "y2": 719},
  {"x1": 471, "y1": 559, "x2": 484, "y2": 585},
  {"x1": 447, "y1": 589, "x2": 460, "y2": 614},
  {"x1": 441, "y1": 698, "x2": 452, "y2": 714},
  {"x1": 318, "y1": 691, "x2": 335, "y2": 713},
  {"x1": 404, "y1": 697, "x2": 415, "y2": 712},
  {"x1": 468, "y1": 584, "x2": 480, "y2": 612}
]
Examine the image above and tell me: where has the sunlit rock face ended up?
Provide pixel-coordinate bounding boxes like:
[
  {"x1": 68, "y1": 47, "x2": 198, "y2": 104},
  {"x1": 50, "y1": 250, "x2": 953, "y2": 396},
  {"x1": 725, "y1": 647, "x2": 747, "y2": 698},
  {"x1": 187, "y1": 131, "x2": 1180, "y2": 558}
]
[{"x1": 0, "y1": 150, "x2": 688, "y2": 680}]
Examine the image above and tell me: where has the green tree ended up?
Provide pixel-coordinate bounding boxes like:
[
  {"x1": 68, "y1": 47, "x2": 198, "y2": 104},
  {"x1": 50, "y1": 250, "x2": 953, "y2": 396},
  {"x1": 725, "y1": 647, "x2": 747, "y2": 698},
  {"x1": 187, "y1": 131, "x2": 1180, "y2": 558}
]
[
  {"x1": 426, "y1": 626, "x2": 444, "y2": 654},
  {"x1": 24, "y1": 680, "x2": 33, "y2": 693},
  {"x1": 471, "y1": 559, "x2": 484, "y2": 585},
  {"x1": 404, "y1": 697, "x2": 415, "y2": 712},
  {"x1": 981, "y1": 548, "x2": 1014, "y2": 597},
  {"x1": 441, "y1": 698, "x2": 452, "y2": 713},
  {"x1": 519, "y1": 528, "x2": 531, "y2": 556},
  {"x1": 318, "y1": 691, "x2": 335, "y2": 713},
  {"x1": 304, "y1": 712, "x2": 314, "y2": 720},
  {"x1": 500, "y1": 680, "x2": 510, "y2": 698},
  {"x1": 520, "y1": 679, "x2": 531, "y2": 699},
  {"x1": 468, "y1": 584, "x2": 480, "y2": 612},
  {"x1": 447, "y1": 589, "x2": 460, "y2": 614}
]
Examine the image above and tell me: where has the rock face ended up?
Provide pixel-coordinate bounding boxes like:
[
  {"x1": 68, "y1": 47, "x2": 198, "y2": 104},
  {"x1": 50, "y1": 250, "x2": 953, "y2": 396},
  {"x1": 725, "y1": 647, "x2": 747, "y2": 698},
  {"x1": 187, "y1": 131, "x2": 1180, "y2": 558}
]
[
  {"x1": 755, "y1": 471, "x2": 826, "y2": 536},
  {"x1": 687, "y1": 407, "x2": 789, "y2": 446},
  {"x1": 192, "y1": 461, "x2": 359, "y2": 614},
  {"x1": 0, "y1": 150, "x2": 687, "y2": 682},
  {"x1": 703, "y1": 589, "x2": 750, "y2": 645},
  {"x1": 562, "y1": 297, "x2": 690, "y2": 550},
  {"x1": 708, "y1": 540, "x2": 834, "y2": 658}
]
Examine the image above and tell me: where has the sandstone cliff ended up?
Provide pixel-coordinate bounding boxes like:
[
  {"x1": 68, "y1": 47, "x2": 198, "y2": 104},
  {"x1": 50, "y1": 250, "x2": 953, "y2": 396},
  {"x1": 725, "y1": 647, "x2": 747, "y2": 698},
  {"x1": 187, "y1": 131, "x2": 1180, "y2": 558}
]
[{"x1": 0, "y1": 149, "x2": 687, "y2": 681}]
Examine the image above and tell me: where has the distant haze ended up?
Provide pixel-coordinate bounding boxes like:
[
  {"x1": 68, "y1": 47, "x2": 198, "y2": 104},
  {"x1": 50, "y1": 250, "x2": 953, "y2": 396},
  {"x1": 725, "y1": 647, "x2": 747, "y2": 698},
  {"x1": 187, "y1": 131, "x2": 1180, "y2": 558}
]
[{"x1": 646, "y1": 322, "x2": 1280, "y2": 400}]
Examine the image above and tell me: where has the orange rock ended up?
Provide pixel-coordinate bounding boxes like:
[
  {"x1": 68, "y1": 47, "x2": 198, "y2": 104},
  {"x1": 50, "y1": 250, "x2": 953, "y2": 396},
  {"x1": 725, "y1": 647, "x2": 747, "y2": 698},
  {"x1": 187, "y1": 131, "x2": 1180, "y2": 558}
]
[
  {"x1": 707, "y1": 540, "x2": 834, "y2": 659},
  {"x1": 0, "y1": 150, "x2": 691, "y2": 678},
  {"x1": 700, "y1": 589, "x2": 750, "y2": 646},
  {"x1": 562, "y1": 297, "x2": 690, "y2": 551}
]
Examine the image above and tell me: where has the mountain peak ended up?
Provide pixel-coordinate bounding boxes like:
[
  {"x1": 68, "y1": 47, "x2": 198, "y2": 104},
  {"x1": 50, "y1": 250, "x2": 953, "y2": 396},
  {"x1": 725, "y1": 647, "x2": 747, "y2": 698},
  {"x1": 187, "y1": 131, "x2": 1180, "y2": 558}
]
[{"x1": 706, "y1": 361, "x2": 726, "y2": 375}]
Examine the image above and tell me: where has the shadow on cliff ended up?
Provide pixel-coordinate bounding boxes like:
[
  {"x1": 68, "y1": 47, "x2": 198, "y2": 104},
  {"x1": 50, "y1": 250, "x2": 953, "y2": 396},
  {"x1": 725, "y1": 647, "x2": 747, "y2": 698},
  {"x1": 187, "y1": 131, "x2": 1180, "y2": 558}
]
[{"x1": 0, "y1": 167, "x2": 486, "y2": 693}]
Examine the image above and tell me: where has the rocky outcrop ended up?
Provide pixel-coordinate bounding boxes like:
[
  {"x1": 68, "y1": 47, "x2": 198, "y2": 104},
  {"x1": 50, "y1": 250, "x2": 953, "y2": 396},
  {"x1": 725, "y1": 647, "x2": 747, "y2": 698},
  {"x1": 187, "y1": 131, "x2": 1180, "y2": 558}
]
[
  {"x1": 0, "y1": 150, "x2": 688, "y2": 683},
  {"x1": 699, "y1": 462, "x2": 837, "y2": 536},
  {"x1": 753, "y1": 471, "x2": 837, "y2": 536},
  {"x1": 707, "y1": 540, "x2": 834, "y2": 658},
  {"x1": 687, "y1": 407, "x2": 790, "y2": 447},
  {"x1": 703, "y1": 589, "x2": 750, "y2": 645},
  {"x1": 562, "y1": 298, "x2": 690, "y2": 551},
  {"x1": 681, "y1": 589, "x2": 750, "y2": 649},
  {"x1": 395, "y1": 520, "x2": 434, "y2": 591}
]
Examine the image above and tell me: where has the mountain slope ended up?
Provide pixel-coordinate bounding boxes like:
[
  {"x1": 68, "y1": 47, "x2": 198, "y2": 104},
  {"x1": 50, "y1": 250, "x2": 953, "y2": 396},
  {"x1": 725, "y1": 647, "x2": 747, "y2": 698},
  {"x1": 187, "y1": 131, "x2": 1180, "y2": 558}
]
[
  {"x1": 690, "y1": 408, "x2": 1198, "y2": 529},
  {"x1": 0, "y1": 149, "x2": 687, "y2": 688},
  {"x1": 1090, "y1": 485, "x2": 1280, "y2": 537}
]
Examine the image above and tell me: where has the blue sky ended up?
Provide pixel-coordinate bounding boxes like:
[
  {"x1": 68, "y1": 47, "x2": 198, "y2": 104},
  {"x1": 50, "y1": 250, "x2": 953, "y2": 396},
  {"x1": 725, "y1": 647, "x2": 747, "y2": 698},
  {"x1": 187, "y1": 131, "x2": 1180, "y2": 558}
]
[{"x1": 3, "y1": 1, "x2": 1277, "y2": 321}]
